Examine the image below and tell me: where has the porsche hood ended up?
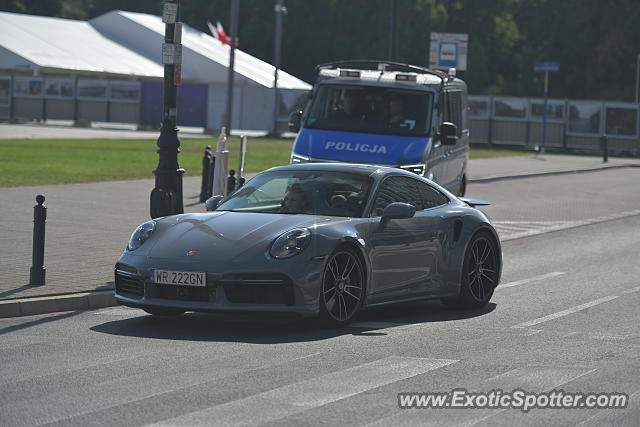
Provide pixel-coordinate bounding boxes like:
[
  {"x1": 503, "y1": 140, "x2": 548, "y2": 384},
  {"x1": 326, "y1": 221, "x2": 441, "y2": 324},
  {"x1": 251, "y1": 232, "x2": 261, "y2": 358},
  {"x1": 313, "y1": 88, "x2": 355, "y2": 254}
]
[{"x1": 146, "y1": 211, "x2": 340, "y2": 262}]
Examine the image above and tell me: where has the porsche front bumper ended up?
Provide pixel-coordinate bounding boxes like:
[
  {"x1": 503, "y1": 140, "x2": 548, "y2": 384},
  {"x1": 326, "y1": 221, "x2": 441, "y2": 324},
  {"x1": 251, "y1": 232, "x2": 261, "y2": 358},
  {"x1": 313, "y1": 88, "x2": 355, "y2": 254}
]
[{"x1": 114, "y1": 256, "x2": 324, "y2": 317}]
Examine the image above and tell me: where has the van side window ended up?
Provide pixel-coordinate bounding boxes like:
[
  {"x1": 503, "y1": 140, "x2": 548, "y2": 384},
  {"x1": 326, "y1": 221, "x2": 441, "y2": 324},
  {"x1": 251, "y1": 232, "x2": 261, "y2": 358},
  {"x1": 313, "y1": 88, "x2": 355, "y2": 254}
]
[{"x1": 445, "y1": 90, "x2": 463, "y2": 137}]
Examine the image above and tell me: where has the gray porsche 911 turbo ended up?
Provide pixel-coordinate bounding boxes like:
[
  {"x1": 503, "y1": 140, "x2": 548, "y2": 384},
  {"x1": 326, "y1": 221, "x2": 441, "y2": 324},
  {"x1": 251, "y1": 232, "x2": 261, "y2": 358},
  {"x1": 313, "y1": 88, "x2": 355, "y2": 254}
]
[{"x1": 115, "y1": 163, "x2": 501, "y2": 326}]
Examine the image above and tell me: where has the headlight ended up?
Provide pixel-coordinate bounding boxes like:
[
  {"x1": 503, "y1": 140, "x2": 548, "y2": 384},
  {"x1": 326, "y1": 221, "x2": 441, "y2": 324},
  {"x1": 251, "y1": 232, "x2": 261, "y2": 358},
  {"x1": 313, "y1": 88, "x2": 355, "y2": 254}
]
[
  {"x1": 270, "y1": 228, "x2": 311, "y2": 259},
  {"x1": 290, "y1": 153, "x2": 310, "y2": 164},
  {"x1": 127, "y1": 220, "x2": 156, "y2": 251}
]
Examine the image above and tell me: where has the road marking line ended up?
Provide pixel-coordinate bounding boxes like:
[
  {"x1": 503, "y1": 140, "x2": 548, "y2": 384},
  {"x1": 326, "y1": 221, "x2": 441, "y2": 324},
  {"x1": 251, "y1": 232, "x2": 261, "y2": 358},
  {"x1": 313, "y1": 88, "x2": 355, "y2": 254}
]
[
  {"x1": 367, "y1": 366, "x2": 596, "y2": 427},
  {"x1": 623, "y1": 285, "x2": 640, "y2": 294},
  {"x1": 92, "y1": 308, "x2": 140, "y2": 316},
  {"x1": 350, "y1": 321, "x2": 409, "y2": 329},
  {"x1": 1, "y1": 350, "x2": 323, "y2": 425},
  {"x1": 153, "y1": 356, "x2": 458, "y2": 427},
  {"x1": 498, "y1": 209, "x2": 640, "y2": 242},
  {"x1": 512, "y1": 295, "x2": 620, "y2": 329},
  {"x1": 575, "y1": 389, "x2": 640, "y2": 427},
  {"x1": 498, "y1": 271, "x2": 565, "y2": 289}
]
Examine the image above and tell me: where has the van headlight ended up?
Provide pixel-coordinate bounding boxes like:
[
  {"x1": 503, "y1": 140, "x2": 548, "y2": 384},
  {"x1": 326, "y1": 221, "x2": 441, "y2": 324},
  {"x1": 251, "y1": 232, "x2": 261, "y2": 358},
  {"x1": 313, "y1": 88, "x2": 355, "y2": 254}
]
[
  {"x1": 270, "y1": 228, "x2": 311, "y2": 259},
  {"x1": 127, "y1": 220, "x2": 155, "y2": 251},
  {"x1": 399, "y1": 164, "x2": 426, "y2": 176},
  {"x1": 290, "y1": 153, "x2": 310, "y2": 164}
]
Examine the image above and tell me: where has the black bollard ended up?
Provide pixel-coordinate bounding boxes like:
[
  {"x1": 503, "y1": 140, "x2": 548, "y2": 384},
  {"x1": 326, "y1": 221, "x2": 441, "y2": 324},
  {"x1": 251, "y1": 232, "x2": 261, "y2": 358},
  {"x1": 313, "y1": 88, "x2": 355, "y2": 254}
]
[
  {"x1": 237, "y1": 177, "x2": 246, "y2": 189},
  {"x1": 601, "y1": 134, "x2": 608, "y2": 163},
  {"x1": 199, "y1": 145, "x2": 212, "y2": 202},
  {"x1": 207, "y1": 155, "x2": 216, "y2": 198},
  {"x1": 29, "y1": 195, "x2": 46, "y2": 286},
  {"x1": 227, "y1": 169, "x2": 237, "y2": 195}
]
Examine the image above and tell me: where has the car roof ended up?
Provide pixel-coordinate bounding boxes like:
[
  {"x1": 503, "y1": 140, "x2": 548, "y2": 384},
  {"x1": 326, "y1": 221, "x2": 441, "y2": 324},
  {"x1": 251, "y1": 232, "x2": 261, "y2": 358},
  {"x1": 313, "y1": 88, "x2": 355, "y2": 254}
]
[{"x1": 266, "y1": 162, "x2": 408, "y2": 177}]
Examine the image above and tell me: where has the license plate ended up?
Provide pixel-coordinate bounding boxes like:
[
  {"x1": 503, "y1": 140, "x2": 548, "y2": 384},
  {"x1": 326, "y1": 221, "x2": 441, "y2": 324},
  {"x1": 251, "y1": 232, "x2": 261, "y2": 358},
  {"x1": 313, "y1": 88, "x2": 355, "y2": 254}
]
[{"x1": 150, "y1": 269, "x2": 206, "y2": 287}]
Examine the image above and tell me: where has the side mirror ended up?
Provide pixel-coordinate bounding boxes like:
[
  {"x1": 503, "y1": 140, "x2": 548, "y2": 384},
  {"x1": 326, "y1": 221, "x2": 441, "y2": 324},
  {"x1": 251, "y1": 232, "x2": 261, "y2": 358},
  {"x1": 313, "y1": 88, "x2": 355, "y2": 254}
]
[
  {"x1": 205, "y1": 195, "x2": 224, "y2": 211},
  {"x1": 288, "y1": 111, "x2": 302, "y2": 132},
  {"x1": 439, "y1": 122, "x2": 457, "y2": 146},
  {"x1": 380, "y1": 202, "x2": 416, "y2": 227}
]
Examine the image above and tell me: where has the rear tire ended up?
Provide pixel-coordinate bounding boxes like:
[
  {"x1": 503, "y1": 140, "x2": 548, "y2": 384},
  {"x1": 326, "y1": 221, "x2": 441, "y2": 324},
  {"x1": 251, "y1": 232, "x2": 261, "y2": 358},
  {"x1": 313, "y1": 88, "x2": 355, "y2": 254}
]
[
  {"x1": 319, "y1": 246, "x2": 365, "y2": 327},
  {"x1": 143, "y1": 307, "x2": 185, "y2": 317},
  {"x1": 442, "y1": 231, "x2": 499, "y2": 308}
]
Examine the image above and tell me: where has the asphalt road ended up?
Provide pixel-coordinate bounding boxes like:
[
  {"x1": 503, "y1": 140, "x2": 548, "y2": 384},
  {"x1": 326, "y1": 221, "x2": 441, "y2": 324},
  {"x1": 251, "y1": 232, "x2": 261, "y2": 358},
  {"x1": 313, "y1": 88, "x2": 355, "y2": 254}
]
[{"x1": 1, "y1": 169, "x2": 639, "y2": 426}]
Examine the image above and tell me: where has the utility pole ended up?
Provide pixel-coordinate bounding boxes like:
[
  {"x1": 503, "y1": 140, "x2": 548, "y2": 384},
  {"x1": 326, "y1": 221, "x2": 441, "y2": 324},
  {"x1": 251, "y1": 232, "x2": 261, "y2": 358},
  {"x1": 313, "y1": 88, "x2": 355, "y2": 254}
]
[
  {"x1": 224, "y1": 0, "x2": 240, "y2": 135},
  {"x1": 272, "y1": 0, "x2": 287, "y2": 136},
  {"x1": 388, "y1": 0, "x2": 397, "y2": 61},
  {"x1": 150, "y1": 0, "x2": 184, "y2": 219},
  {"x1": 635, "y1": 53, "x2": 640, "y2": 104}
]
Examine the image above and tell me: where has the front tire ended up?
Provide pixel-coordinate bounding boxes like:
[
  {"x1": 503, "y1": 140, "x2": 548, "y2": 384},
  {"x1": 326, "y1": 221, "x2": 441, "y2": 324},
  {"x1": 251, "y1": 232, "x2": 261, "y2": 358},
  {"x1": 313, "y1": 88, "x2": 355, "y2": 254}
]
[
  {"x1": 319, "y1": 246, "x2": 365, "y2": 326},
  {"x1": 442, "y1": 231, "x2": 499, "y2": 308}
]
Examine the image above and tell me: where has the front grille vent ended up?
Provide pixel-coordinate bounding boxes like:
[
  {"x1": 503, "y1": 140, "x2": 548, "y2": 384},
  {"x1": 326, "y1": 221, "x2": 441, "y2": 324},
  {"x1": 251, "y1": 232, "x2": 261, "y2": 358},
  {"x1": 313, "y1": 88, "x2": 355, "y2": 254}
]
[{"x1": 115, "y1": 274, "x2": 144, "y2": 297}]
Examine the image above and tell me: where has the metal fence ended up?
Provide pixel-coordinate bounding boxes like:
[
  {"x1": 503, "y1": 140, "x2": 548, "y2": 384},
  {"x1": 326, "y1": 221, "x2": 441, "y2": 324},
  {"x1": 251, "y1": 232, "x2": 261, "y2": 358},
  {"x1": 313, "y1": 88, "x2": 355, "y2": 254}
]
[{"x1": 468, "y1": 96, "x2": 640, "y2": 156}]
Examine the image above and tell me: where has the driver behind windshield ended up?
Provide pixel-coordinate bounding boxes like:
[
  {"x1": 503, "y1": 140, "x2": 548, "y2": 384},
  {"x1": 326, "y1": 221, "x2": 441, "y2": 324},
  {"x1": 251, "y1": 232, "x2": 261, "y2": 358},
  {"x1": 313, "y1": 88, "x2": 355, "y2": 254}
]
[
  {"x1": 388, "y1": 94, "x2": 406, "y2": 126},
  {"x1": 333, "y1": 91, "x2": 363, "y2": 120},
  {"x1": 281, "y1": 183, "x2": 307, "y2": 213}
]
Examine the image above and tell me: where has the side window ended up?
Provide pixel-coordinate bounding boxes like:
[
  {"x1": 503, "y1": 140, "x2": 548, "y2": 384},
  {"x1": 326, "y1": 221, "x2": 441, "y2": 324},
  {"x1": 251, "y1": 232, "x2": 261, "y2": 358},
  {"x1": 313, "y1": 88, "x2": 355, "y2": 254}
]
[
  {"x1": 415, "y1": 180, "x2": 449, "y2": 210},
  {"x1": 445, "y1": 90, "x2": 463, "y2": 137},
  {"x1": 371, "y1": 176, "x2": 421, "y2": 216}
]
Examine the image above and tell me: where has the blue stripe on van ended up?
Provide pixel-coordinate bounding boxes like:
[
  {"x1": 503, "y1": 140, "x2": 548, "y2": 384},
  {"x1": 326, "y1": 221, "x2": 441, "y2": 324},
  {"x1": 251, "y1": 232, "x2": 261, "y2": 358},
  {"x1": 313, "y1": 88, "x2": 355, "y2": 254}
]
[{"x1": 292, "y1": 128, "x2": 431, "y2": 165}]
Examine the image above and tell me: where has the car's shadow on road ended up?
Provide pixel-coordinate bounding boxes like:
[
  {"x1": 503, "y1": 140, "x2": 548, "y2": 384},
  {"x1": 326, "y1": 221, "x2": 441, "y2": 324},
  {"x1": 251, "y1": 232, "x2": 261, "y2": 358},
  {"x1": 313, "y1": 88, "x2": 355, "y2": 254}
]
[{"x1": 90, "y1": 301, "x2": 496, "y2": 344}]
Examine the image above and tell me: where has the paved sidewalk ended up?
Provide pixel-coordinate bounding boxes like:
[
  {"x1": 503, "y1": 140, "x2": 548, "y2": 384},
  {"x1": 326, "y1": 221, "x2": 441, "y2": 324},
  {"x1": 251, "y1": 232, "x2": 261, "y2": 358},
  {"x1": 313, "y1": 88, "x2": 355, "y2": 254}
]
[
  {"x1": 468, "y1": 153, "x2": 640, "y2": 182},
  {"x1": 0, "y1": 123, "x2": 272, "y2": 139},
  {"x1": 1, "y1": 153, "x2": 639, "y2": 315}
]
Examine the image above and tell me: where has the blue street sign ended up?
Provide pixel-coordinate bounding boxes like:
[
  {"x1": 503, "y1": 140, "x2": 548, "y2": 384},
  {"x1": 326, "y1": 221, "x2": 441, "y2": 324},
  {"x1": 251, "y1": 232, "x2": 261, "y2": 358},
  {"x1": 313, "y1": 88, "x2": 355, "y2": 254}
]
[
  {"x1": 534, "y1": 62, "x2": 560, "y2": 73},
  {"x1": 438, "y1": 42, "x2": 458, "y2": 68}
]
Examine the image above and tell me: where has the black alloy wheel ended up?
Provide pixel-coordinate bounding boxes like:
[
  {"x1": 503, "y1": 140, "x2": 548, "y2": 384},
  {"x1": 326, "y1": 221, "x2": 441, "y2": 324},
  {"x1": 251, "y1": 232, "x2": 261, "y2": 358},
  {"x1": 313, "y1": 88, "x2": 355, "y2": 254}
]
[
  {"x1": 442, "y1": 231, "x2": 498, "y2": 308},
  {"x1": 320, "y1": 247, "x2": 365, "y2": 326}
]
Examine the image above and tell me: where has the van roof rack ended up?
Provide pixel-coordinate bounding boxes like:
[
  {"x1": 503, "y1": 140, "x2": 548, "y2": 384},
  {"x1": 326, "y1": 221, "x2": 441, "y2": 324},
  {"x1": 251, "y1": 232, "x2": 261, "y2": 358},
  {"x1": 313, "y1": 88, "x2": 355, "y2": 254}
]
[{"x1": 316, "y1": 60, "x2": 448, "y2": 82}]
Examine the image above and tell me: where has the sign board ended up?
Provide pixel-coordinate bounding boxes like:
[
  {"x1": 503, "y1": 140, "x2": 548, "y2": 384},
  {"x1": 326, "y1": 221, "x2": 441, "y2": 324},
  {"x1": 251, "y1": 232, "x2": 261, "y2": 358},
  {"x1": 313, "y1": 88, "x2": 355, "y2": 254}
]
[
  {"x1": 162, "y1": 2, "x2": 178, "y2": 24},
  {"x1": 534, "y1": 62, "x2": 560, "y2": 73},
  {"x1": 162, "y1": 43, "x2": 182, "y2": 65},
  {"x1": 429, "y1": 33, "x2": 468, "y2": 71}
]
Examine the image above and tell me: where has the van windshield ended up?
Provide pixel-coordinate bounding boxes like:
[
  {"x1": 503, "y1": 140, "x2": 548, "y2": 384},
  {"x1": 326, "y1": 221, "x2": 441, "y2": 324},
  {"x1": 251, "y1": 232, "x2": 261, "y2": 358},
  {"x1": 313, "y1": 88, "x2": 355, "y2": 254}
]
[{"x1": 305, "y1": 84, "x2": 433, "y2": 137}]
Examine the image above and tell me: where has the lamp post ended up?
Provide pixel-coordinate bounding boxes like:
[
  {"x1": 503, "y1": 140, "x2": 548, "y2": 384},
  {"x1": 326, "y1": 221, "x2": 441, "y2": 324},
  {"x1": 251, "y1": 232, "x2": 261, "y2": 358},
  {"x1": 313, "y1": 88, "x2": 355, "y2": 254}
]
[
  {"x1": 224, "y1": 0, "x2": 240, "y2": 134},
  {"x1": 150, "y1": 0, "x2": 184, "y2": 219},
  {"x1": 635, "y1": 53, "x2": 640, "y2": 104},
  {"x1": 388, "y1": 0, "x2": 397, "y2": 61},
  {"x1": 272, "y1": 0, "x2": 287, "y2": 136}
]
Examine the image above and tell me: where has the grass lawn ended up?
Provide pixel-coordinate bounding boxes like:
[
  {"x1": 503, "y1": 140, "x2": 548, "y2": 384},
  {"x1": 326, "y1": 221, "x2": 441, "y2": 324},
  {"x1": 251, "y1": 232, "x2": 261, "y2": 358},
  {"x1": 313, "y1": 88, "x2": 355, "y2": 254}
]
[{"x1": 0, "y1": 138, "x2": 528, "y2": 188}]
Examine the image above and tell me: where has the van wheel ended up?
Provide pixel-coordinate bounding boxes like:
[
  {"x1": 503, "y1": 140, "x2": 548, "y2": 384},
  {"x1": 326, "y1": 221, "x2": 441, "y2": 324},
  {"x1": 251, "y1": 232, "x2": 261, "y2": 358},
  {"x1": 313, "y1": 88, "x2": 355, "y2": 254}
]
[{"x1": 458, "y1": 174, "x2": 467, "y2": 197}]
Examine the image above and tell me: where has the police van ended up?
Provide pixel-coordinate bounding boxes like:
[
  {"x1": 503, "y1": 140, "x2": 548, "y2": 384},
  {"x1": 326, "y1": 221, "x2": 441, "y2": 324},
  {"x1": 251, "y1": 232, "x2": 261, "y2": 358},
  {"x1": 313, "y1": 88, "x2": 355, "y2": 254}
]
[{"x1": 288, "y1": 60, "x2": 469, "y2": 196}]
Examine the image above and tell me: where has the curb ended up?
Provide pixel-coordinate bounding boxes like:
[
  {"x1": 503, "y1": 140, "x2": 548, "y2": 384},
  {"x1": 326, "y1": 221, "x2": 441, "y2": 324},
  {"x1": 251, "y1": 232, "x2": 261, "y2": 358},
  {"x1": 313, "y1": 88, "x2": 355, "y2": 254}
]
[
  {"x1": 0, "y1": 290, "x2": 118, "y2": 318},
  {"x1": 468, "y1": 163, "x2": 640, "y2": 183}
]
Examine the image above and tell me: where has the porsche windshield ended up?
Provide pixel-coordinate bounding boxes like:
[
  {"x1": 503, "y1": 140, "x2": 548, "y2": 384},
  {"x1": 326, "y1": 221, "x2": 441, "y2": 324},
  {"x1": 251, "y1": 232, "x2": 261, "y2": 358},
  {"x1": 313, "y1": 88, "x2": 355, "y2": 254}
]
[
  {"x1": 305, "y1": 84, "x2": 433, "y2": 136},
  {"x1": 217, "y1": 170, "x2": 371, "y2": 217}
]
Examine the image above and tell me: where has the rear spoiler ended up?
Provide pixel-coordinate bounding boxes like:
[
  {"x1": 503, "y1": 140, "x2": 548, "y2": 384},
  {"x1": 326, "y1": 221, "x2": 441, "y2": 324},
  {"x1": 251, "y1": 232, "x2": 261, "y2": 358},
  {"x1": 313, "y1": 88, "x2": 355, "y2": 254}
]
[{"x1": 459, "y1": 197, "x2": 491, "y2": 207}]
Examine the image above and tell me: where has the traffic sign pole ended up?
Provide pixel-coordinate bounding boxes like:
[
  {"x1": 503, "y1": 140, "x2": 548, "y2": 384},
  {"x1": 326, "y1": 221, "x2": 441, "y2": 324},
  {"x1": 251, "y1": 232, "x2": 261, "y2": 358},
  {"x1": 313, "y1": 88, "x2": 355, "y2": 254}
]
[
  {"x1": 542, "y1": 71, "x2": 549, "y2": 155},
  {"x1": 534, "y1": 62, "x2": 560, "y2": 156}
]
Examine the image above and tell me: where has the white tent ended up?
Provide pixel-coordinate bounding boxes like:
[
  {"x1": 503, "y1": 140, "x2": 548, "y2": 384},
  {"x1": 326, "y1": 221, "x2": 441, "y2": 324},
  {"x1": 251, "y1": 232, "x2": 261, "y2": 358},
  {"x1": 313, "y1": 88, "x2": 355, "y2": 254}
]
[
  {"x1": 0, "y1": 11, "x2": 163, "y2": 77},
  {"x1": 90, "y1": 10, "x2": 311, "y2": 130},
  {"x1": 0, "y1": 10, "x2": 310, "y2": 130},
  {"x1": 90, "y1": 10, "x2": 310, "y2": 90}
]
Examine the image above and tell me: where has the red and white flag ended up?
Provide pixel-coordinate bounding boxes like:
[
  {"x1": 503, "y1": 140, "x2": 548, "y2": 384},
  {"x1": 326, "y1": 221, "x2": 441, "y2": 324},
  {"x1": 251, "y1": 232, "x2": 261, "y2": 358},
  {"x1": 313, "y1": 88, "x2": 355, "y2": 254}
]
[{"x1": 207, "y1": 20, "x2": 231, "y2": 45}]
